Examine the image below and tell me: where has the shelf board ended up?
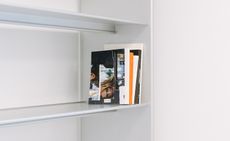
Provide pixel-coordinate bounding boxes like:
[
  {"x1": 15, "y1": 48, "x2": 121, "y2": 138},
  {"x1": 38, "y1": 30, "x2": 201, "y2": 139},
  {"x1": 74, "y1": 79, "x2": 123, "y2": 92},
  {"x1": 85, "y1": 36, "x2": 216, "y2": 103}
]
[
  {"x1": 0, "y1": 3, "x2": 147, "y2": 32},
  {"x1": 0, "y1": 102, "x2": 148, "y2": 126}
]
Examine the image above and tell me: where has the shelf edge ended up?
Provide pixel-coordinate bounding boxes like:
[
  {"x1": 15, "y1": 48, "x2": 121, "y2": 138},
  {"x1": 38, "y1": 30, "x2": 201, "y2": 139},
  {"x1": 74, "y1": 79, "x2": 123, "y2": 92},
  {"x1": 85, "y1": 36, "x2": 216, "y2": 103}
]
[{"x1": 0, "y1": 103, "x2": 148, "y2": 126}]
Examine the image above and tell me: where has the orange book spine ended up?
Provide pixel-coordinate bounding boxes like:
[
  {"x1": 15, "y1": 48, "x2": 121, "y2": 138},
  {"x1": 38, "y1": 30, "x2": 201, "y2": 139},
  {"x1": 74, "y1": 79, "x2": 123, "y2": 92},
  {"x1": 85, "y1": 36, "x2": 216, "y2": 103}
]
[{"x1": 129, "y1": 52, "x2": 134, "y2": 104}]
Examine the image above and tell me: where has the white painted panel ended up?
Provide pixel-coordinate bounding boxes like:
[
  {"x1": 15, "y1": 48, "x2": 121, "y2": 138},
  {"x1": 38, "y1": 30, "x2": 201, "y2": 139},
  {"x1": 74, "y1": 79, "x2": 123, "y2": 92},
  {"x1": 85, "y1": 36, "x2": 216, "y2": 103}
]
[
  {"x1": 154, "y1": 0, "x2": 230, "y2": 141},
  {"x1": 0, "y1": 0, "x2": 80, "y2": 12},
  {"x1": 0, "y1": 24, "x2": 81, "y2": 109},
  {"x1": 81, "y1": 25, "x2": 151, "y2": 141},
  {"x1": 80, "y1": 0, "x2": 149, "y2": 23},
  {"x1": 0, "y1": 117, "x2": 80, "y2": 141},
  {"x1": 82, "y1": 107, "x2": 150, "y2": 141},
  {"x1": 0, "y1": 1, "x2": 81, "y2": 141}
]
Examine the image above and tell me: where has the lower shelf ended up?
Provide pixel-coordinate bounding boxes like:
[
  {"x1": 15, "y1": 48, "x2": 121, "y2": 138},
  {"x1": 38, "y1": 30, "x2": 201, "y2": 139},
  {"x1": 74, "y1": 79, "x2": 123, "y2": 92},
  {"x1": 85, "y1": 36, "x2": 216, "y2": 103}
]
[{"x1": 0, "y1": 102, "x2": 148, "y2": 126}]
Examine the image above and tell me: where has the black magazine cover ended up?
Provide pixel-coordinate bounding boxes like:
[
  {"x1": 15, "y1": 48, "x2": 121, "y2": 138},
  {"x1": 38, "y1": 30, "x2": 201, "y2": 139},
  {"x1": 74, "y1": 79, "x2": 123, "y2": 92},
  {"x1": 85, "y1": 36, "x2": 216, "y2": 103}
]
[{"x1": 89, "y1": 50, "x2": 124, "y2": 104}]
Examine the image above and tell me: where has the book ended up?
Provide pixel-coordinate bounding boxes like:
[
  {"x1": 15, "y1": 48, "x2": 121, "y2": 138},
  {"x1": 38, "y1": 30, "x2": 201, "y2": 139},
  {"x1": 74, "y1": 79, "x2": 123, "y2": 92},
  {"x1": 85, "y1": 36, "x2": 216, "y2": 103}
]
[
  {"x1": 132, "y1": 55, "x2": 139, "y2": 104},
  {"x1": 99, "y1": 64, "x2": 115, "y2": 103},
  {"x1": 104, "y1": 43, "x2": 143, "y2": 104},
  {"x1": 133, "y1": 50, "x2": 142, "y2": 104},
  {"x1": 116, "y1": 51, "x2": 126, "y2": 104},
  {"x1": 89, "y1": 43, "x2": 143, "y2": 104},
  {"x1": 89, "y1": 50, "x2": 119, "y2": 104},
  {"x1": 129, "y1": 52, "x2": 134, "y2": 104}
]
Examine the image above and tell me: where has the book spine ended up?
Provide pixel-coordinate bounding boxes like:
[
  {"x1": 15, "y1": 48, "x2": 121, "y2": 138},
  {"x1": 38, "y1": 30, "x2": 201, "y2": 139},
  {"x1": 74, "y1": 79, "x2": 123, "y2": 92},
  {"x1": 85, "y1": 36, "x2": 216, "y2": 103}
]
[
  {"x1": 116, "y1": 51, "x2": 125, "y2": 104},
  {"x1": 132, "y1": 55, "x2": 139, "y2": 104},
  {"x1": 129, "y1": 52, "x2": 134, "y2": 104},
  {"x1": 103, "y1": 43, "x2": 144, "y2": 105},
  {"x1": 123, "y1": 48, "x2": 130, "y2": 104},
  {"x1": 138, "y1": 50, "x2": 143, "y2": 104}
]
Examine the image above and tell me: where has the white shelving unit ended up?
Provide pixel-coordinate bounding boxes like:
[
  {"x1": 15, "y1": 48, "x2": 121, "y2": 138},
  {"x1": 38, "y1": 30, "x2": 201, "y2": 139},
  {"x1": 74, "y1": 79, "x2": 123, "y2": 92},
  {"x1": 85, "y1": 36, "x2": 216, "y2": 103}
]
[
  {"x1": 0, "y1": 1, "x2": 152, "y2": 141},
  {"x1": 0, "y1": 3, "x2": 146, "y2": 32},
  {"x1": 0, "y1": 102, "x2": 148, "y2": 126}
]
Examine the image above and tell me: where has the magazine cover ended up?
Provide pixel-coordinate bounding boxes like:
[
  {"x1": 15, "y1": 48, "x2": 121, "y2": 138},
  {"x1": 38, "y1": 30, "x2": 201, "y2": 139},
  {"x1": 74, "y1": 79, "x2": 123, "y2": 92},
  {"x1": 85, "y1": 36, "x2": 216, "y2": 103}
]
[
  {"x1": 89, "y1": 50, "x2": 119, "y2": 104},
  {"x1": 99, "y1": 64, "x2": 115, "y2": 103},
  {"x1": 117, "y1": 51, "x2": 125, "y2": 87},
  {"x1": 104, "y1": 44, "x2": 143, "y2": 104}
]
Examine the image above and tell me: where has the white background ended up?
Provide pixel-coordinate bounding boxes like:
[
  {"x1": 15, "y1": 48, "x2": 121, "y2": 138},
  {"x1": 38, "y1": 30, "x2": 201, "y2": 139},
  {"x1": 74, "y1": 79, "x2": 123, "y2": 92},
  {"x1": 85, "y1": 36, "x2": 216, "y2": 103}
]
[
  {"x1": 0, "y1": 24, "x2": 81, "y2": 109},
  {"x1": 0, "y1": 0, "x2": 81, "y2": 141},
  {"x1": 0, "y1": 0, "x2": 80, "y2": 11},
  {"x1": 154, "y1": 0, "x2": 230, "y2": 140}
]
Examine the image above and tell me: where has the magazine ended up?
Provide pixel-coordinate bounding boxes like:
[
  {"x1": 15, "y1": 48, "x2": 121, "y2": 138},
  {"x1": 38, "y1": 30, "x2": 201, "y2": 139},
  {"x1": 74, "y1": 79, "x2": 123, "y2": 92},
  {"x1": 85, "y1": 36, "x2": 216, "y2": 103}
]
[
  {"x1": 89, "y1": 43, "x2": 143, "y2": 104},
  {"x1": 89, "y1": 50, "x2": 119, "y2": 104}
]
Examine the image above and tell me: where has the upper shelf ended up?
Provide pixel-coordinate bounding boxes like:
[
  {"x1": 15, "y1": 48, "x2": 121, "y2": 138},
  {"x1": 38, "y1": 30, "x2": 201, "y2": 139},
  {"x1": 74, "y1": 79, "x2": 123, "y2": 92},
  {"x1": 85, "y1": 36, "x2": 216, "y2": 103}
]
[
  {"x1": 0, "y1": 102, "x2": 148, "y2": 126},
  {"x1": 0, "y1": 3, "x2": 147, "y2": 33}
]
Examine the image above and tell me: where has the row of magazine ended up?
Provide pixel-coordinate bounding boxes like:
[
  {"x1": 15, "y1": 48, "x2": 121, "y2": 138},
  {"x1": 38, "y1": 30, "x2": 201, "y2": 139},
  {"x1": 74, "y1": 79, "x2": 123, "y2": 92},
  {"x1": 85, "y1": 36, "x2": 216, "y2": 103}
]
[{"x1": 89, "y1": 43, "x2": 143, "y2": 104}]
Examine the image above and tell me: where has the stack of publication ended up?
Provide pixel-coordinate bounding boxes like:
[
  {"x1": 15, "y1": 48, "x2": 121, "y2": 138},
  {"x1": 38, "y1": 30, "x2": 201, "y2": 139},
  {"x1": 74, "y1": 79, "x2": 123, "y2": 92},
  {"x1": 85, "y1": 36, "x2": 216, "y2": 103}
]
[{"x1": 89, "y1": 43, "x2": 143, "y2": 105}]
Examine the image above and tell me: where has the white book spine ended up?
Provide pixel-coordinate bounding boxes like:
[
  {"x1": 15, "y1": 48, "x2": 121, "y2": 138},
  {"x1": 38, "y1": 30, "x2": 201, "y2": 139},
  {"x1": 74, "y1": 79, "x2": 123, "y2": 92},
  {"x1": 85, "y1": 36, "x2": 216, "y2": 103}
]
[
  {"x1": 123, "y1": 48, "x2": 130, "y2": 104},
  {"x1": 119, "y1": 86, "x2": 125, "y2": 104},
  {"x1": 132, "y1": 56, "x2": 139, "y2": 104}
]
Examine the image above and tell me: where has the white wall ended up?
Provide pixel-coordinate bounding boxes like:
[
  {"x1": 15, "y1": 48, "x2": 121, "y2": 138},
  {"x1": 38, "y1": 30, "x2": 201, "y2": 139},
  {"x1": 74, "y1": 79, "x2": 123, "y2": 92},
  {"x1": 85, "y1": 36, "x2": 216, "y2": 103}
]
[
  {"x1": 154, "y1": 0, "x2": 230, "y2": 141},
  {"x1": 0, "y1": 1, "x2": 81, "y2": 141},
  {"x1": 80, "y1": 0, "x2": 149, "y2": 23},
  {"x1": 0, "y1": 118, "x2": 80, "y2": 141},
  {"x1": 0, "y1": 0, "x2": 80, "y2": 11},
  {"x1": 80, "y1": 1, "x2": 151, "y2": 141},
  {"x1": 81, "y1": 25, "x2": 151, "y2": 141},
  {"x1": 0, "y1": 24, "x2": 81, "y2": 109},
  {"x1": 0, "y1": 26, "x2": 81, "y2": 141}
]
